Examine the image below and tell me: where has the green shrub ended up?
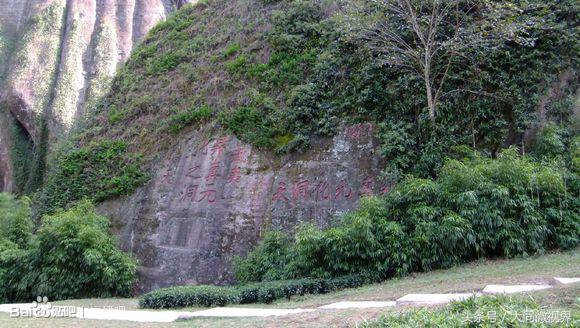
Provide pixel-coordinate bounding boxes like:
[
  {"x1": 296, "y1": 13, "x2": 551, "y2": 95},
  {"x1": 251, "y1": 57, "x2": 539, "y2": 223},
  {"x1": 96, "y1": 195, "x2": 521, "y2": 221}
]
[
  {"x1": 233, "y1": 230, "x2": 293, "y2": 283},
  {"x1": 8, "y1": 117, "x2": 36, "y2": 193},
  {"x1": 0, "y1": 193, "x2": 34, "y2": 303},
  {"x1": 0, "y1": 248, "x2": 31, "y2": 303},
  {"x1": 146, "y1": 52, "x2": 181, "y2": 75},
  {"x1": 238, "y1": 279, "x2": 327, "y2": 304},
  {"x1": 572, "y1": 136, "x2": 580, "y2": 174},
  {"x1": 0, "y1": 199, "x2": 137, "y2": 303},
  {"x1": 27, "y1": 201, "x2": 137, "y2": 300},
  {"x1": 235, "y1": 149, "x2": 579, "y2": 283},
  {"x1": 166, "y1": 105, "x2": 213, "y2": 134},
  {"x1": 218, "y1": 107, "x2": 280, "y2": 149},
  {"x1": 534, "y1": 124, "x2": 568, "y2": 162},
  {"x1": 0, "y1": 193, "x2": 33, "y2": 249},
  {"x1": 222, "y1": 44, "x2": 241, "y2": 58},
  {"x1": 225, "y1": 54, "x2": 249, "y2": 75},
  {"x1": 107, "y1": 105, "x2": 126, "y2": 124},
  {"x1": 268, "y1": 1, "x2": 325, "y2": 54}
]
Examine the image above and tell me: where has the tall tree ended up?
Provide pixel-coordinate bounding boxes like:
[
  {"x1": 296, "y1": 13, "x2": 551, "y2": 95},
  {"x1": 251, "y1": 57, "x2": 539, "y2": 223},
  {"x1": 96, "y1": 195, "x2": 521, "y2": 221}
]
[{"x1": 361, "y1": 0, "x2": 492, "y2": 121}]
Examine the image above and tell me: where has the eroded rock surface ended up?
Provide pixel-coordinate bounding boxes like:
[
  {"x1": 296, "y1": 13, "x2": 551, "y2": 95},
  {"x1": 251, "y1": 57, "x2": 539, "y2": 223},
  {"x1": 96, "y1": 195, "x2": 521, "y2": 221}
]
[
  {"x1": 0, "y1": 0, "x2": 183, "y2": 192},
  {"x1": 99, "y1": 123, "x2": 392, "y2": 291}
]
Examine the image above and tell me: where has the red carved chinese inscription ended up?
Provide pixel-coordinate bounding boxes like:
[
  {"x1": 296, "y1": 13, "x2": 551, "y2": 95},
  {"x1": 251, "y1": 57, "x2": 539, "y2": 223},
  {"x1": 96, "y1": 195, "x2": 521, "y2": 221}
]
[
  {"x1": 312, "y1": 181, "x2": 330, "y2": 201},
  {"x1": 161, "y1": 170, "x2": 174, "y2": 185},
  {"x1": 205, "y1": 161, "x2": 220, "y2": 185},
  {"x1": 272, "y1": 182, "x2": 289, "y2": 202},
  {"x1": 186, "y1": 165, "x2": 202, "y2": 179},
  {"x1": 360, "y1": 176, "x2": 374, "y2": 196},
  {"x1": 227, "y1": 146, "x2": 247, "y2": 185},
  {"x1": 292, "y1": 180, "x2": 310, "y2": 200},
  {"x1": 335, "y1": 179, "x2": 353, "y2": 199},
  {"x1": 198, "y1": 189, "x2": 217, "y2": 204},
  {"x1": 209, "y1": 136, "x2": 229, "y2": 160},
  {"x1": 231, "y1": 146, "x2": 247, "y2": 164},
  {"x1": 179, "y1": 185, "x2": 199, "y2": 202},
  {"x1": 227, "y1": 167, "x2": 242, "y2": 183}
]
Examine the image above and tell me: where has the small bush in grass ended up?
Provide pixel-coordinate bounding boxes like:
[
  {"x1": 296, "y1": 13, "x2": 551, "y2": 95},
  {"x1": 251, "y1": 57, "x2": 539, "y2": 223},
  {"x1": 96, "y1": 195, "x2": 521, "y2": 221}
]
[
  {"x1": 226, "y1": 54, "x2": 249, "y2": 75},
  {"x1": 222, "y1": 44, "x2": 241, "y2": 58},
  {"x1": 146, "y1": 52, "x2": 181, "y2": 75},
  {"x1": 218, "y1": 107, "x2": 281, "y2": 149}
]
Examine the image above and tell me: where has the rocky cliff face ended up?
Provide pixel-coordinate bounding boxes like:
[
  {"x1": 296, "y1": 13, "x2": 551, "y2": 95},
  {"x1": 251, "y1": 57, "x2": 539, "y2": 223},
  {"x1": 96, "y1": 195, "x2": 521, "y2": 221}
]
[
  {"x1": 0, "y1": 0, "x2": 195, "y2": 193},
  {"x1": 98, "y1": 123, "x2": 392, "y2": 291},
  {"x1": 0, "y1": 1, "x2": 391, "y2": 290}
]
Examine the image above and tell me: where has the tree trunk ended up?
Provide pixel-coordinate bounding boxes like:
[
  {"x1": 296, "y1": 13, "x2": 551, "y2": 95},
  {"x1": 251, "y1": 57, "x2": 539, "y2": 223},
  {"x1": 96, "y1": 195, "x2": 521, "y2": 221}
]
[{"x1": 423, "y1": 64, "x2": 436, "y2": 121}]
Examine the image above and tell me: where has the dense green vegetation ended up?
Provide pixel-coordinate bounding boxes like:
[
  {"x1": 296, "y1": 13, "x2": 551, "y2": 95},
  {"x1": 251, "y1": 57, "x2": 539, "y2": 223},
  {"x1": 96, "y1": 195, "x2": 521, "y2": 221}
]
[
  {"x1": 35, "y1": 140, "x2": 148, "y2": 216},
  {"x1": 235, "y1": 147, "x2": 579, "y2": 282},
  {"x1": 362, "y1": 294, "x2": 577, "y2": 328},
  {"x1": 166, "y1": 105, "x2": 213, "y2": 134},
  {"x1": 0, "y1": 194, "x2": 136, "y2": 303},
  {"x1": 140, "y1": 275, "x2": 364, "y2": 308},
  {"x1": 35, "y1": 0, "x2": 575, "y2": 211}
]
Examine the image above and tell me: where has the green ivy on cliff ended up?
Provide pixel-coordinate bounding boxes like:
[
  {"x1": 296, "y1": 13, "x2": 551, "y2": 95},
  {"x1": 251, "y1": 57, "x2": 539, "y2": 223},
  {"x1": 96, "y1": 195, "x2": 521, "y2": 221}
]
[{"x1": 6, "y1": 116, "x2": 33, "y2": 193}]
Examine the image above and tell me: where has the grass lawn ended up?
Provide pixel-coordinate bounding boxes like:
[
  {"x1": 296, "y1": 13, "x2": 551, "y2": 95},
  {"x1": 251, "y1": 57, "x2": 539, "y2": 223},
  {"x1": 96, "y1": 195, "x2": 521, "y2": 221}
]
[{"x1": 1, "y1": 248, "x2": 578, "y2": 327}]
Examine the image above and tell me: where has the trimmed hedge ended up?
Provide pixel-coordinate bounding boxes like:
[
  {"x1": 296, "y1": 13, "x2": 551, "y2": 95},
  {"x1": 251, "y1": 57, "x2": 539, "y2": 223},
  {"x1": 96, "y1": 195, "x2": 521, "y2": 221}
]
[
  {"x1": 139, "y1": 285, "x2": 237, "y2": 308},
  {"x1": 139, "y1": 275, "x2": 364, "y2": 309}
]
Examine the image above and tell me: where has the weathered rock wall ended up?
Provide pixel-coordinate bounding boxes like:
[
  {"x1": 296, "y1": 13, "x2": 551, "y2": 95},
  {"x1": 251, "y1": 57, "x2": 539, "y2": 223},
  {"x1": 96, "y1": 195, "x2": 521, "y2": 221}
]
[
  {"x1": 0, "y1": 0, "x2": 187, "y2": 193},
  {"x1": 0, "y1": 0, "x2": 31, "y2": 37},
  {"x1": 98, "y1": 123, "x2": 393, "y2": 291}
]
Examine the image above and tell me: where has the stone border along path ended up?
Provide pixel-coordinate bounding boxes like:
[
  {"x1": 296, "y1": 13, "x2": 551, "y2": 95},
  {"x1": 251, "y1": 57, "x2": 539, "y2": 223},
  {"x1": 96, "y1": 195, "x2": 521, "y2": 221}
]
[{"x1": 0, "y1": 277, "x2": 577, "y2": 323}]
